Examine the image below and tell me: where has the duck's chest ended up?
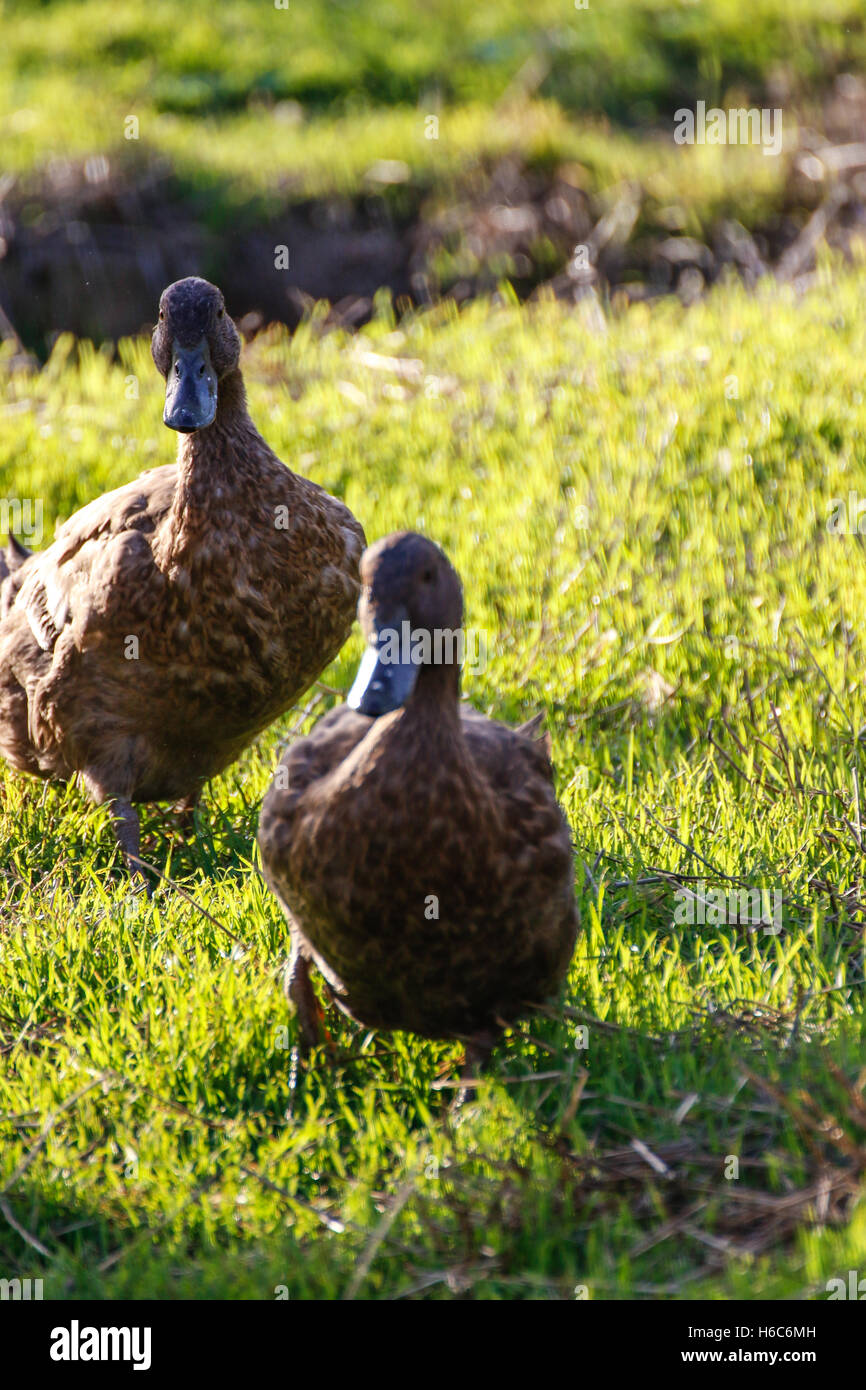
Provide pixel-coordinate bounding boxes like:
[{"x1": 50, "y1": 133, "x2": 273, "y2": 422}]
[
  {"x1": 286, "y1": 765, "x2": 517, "y2": 1035},
  {"x1": 296, "y1": 735, "x2": 498, "y2": 907},
  {"x1": 155, "y1": 537, "x2": 349, "y2": 713}
]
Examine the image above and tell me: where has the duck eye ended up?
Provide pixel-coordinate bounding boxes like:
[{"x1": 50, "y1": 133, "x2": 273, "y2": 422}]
[
  {"x1": 159, "y1": 311, "x2": 164, "y2": 320},
  {"x1": 422, "y1": 568, "x2": 435, "y2": 584},
  {"x1": 218, "y1": 307, "x2": 224, "y2": 318}
]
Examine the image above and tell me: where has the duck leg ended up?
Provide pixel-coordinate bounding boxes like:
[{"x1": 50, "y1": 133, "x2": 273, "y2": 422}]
[
  {"x1": 286, "y1": 949, "x2": 323, "y2": 1051},
  {"x1": 111, "y1": 797, "x2": 147, "y2": 884},
  {"x1": 81, "y1": 772, "x2": 149, "y2": 892}
]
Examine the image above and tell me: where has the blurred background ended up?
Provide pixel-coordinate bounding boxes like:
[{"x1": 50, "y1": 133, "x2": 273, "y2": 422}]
[{"x1": 1, "y1": 0, "x2": 866, "y2": 356}]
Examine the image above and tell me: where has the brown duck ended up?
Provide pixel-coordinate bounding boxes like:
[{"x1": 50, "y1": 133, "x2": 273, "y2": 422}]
[
  {"x1": 0, "y1": 277, "x2": 365, "y2": 877},
  {"x1": 258, "y1": 531, "x2": 577, "y2": 1062}
]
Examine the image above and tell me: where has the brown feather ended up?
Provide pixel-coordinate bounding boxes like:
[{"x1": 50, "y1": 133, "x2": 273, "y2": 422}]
[
  {"x1": 258, "y1": 533, "x2": 577, "y2": 1047},
  {"x1": 0, "y1": 282, "x2": 365, "y2": 847}
]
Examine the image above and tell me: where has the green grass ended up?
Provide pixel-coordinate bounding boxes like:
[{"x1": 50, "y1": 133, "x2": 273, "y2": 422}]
[
  {"x1": 3, "y1": 263, "x2": 866, "y2": 1297},
  {"x1": 4, "y1": 0, "x2": 862, "y2": 131},
  {"x1": 1, "y1": 0, "x2": 861, "y2": 230}
]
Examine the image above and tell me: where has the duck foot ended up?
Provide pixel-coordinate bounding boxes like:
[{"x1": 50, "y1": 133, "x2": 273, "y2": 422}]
[{"x1": 286, "y1": 952, "x2": 324, "y2": 1052}]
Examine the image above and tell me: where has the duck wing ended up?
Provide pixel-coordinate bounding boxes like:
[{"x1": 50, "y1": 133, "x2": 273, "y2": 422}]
[
  {"x1": 9, "y1": 465, "x2": 177, "y2": 657},
  {"x1": 258, "y1": 704, "x2": 372, "y2": 871},
  {"x1": 460, "y1": 705, "x2": 578, "y2": 983},
  {"x1": 460, "y1": 705, "x2": 558, "y2": 791},
  {"x1": 460, "y1": 704, "x2": 576, "y2": 898}
]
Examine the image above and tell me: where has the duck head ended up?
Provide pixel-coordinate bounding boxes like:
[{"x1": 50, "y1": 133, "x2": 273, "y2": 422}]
[
  {"x1": 151, "y1": 277, "x2": 241, "y2": 433},
  {"x1": 348, "y1": 532, "x2": 464, "y2": 717}
]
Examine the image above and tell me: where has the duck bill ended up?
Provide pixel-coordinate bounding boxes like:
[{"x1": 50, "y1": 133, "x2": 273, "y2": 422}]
[
  {"x1": 163, "y1": 338, "x2": 218, "y2": 432},
  {"x1": 347, "y1": 617, "x2": 419, "y2": 717}
]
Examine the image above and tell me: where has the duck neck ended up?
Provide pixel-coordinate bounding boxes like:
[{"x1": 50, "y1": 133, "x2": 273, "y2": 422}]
[
  {"x1": 158, "y1": 368, "x2": 295, "y2": 565},
  {"x1": 381, "y1": 661, "x2": 496, "y2": 814},
  {"x1": 176, "y1": 369, "x2": 262, "y2": 490},
  {"x1": 405, "y1": 661, "x2": 463, "y2": 727}
]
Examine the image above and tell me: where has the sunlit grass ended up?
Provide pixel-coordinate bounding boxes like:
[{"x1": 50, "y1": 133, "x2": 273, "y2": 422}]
[{"x1": 2, "y1": 265, "x2": 866, "y2": 1297}]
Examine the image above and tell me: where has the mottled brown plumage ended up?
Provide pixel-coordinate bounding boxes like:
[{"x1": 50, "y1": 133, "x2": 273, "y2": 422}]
[
  {"x1": 0, "y1": 277, "x2": 365, "y2": 876},
  {"x1": 258, "y1": 532, "x2": 577, "y2": 1055}
]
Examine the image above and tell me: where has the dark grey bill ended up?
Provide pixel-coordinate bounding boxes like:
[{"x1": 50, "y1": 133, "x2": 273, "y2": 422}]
[
  {"x1": 163, "y1": 338, "x2": 218, "y2": 432},
  {"x1": 347, "y1": 631, "x2": 420, "y2": 717}
]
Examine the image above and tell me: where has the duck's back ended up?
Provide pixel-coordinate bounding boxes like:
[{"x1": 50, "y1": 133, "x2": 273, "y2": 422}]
[{"x1": 259, "y1": 704, "x2": 577, "y2": 1039}]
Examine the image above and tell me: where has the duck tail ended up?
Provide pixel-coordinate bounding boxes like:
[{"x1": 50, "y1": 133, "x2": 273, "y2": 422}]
[
  {"x1": 0, "y1": 533, "x2": 31, "y2": 582},
  {"x1": 516, "y1": 709, "x2": 552, "y2": 757},
  {"x1": 516, "y1": 710, "x2": 546, "y2": 740}
]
